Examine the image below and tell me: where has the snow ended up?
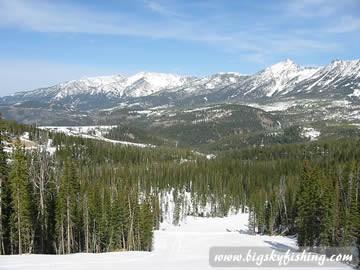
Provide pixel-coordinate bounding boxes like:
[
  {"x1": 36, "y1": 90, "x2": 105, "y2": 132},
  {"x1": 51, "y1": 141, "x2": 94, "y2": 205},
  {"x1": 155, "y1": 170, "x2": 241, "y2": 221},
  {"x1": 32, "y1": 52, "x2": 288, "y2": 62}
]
[
  {"x1": 163, "y1": 72, "x2": 248, "y2": 95},
  {"x1": 183, "y1": 106, "x2": 213, "y2": 113},
  {"x1": 3, "y1": 145, "x2": 12, "y2": 154},
  {"x1": 247, "y1": 101, "x2": 297, "y2": 112},
  {"x1": 331, "y1": 100, "x2": 351, "y2": 107},
  {"x1": 302, "y1": 127, "x2": 321, "y2": 141},
  {"x1": 181, "y1": 106, "x2": 233, "y2": 123},
  {"x1": 18, "y1": 72, "x2": 192, "y2": 102},
  {"x1": 349, "y1": 89, "x2": 360, "y2": 97},
  {"x1": 4, "y1": 133, "x2": 57, "y2": 156},
  {"x1": 42, "y1": 139, "x2": 56, "y2": 155},
  {"x1": 134, "y1": 110, "x2": 153, "y2": 115},
  {"x1": 191, "y1": 109, "x2": 233, "y2": 124},
  {"x1": 124, "y1": 72, "x2": 189, "y2": 97},
  {"x1": 129, "y1": 109, "x2": 167, "y2": 117},
  {"x1": 0, "y1": 212, "x2": 352, "y2": 270},
  {"x1": 6, "y1": 59, "x2": 360, "y2": 105},
  {"x1": 243, "y1": 59, "x2": 320, "y2": 97},
  {"x1": 217, "y1": 72, "x2": 248, "y2": 76},
  {"x1": 246, "y1": 98, "x2": 360, "y2": 123},
  {"x1": 21, "y1": 132, "x2": 30, "y2": 140},
  {"x1": 306, "y1": 69, "x2": 332, "y2": 91},
  {"x1": 328, "y1": 59, "x2": 360, "y2": 78},
  {"x1": 53, "y1": 75, "x2": 126, "y2": 100},
  {"x1": 191, "y1": 151, "x2": 216, "y2": 160},
  {"x1": 305, "y1": 59, "x2": 360, "y2": 91},
  {"x1": 38, "y1": 126, "x2": 152, "y2": 148},
  {"x1": 19, "y1": 132, "x2": 35, "y2": 146}
]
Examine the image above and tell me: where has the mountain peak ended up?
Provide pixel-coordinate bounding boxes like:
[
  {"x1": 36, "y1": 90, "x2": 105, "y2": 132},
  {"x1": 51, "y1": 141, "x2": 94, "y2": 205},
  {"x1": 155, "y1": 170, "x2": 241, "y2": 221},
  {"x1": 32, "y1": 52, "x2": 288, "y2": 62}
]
[
  {"x1": 283, "y1": 58, "x2": 294, "y2": 64},
  {"x1": 276, "y1": 58, "x2": 296, "y2": 66},
  {"x1": 130, "y1": 71, "x2": 183, "y2": 78},
  {"x1": 329, "y1": 58, "x2": 360, "y2": 66},
  {"x1": 123, "y1": 71, "x2": 191, "y2": 97},
  {"x1": 263, "y1": 59, "x2": 298, "y2": 75},
  {"x1": 133, "y1": 71, "x2": 165, "y2": 77},
  {"x1": 216, "y1": 72, "x2": 249, "y2": 76}
]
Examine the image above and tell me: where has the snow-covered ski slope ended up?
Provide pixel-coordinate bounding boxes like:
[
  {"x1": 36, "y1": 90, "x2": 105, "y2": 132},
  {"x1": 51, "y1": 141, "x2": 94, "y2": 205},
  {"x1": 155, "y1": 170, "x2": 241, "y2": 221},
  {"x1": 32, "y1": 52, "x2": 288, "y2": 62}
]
[{"x1": 0, "y1": 212, "x2": 352, "y2": 270}]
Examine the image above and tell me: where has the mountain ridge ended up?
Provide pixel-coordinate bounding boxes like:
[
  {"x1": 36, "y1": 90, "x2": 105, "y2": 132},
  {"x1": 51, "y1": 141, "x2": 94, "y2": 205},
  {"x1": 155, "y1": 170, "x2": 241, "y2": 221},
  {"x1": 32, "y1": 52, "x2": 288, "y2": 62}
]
[{"x1": 1, "y1": 58, "x2": 359, "y2": 110}]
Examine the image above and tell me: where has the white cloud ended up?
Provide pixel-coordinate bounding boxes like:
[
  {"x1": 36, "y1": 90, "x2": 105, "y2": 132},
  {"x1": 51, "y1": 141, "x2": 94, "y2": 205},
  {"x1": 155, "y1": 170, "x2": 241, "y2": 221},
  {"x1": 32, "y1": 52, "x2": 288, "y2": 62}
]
[
  {"x1": 0, "y1": 0, "x2": 227, "y2": 42},
  {"x1": 327, "y1": 16, "x2": 360, "y2": 33},
  {"x1": 242, "y1": 54, "x2": 268, "y2": 65},
  {"x1": 0, "y1": 0, "x2": 354, "y2": 78},
  {"x1": 143, "y1": 0, "x2": 180, "y2": 18},
  {"x1": 286, "y1": 0, "x2": 337, "y2": 17},
  {"x1": 0, "y1": 0, "x2": 340, "y2": 50},
  {"x1": 0, "y1": 0, "x2": 155, "y2": 36}
]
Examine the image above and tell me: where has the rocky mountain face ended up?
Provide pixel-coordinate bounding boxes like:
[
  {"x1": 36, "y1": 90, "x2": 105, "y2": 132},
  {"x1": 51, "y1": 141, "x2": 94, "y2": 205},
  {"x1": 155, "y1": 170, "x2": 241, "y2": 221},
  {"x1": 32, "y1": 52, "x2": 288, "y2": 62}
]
[
  {"x1": 229, "y1": 59, "x2": 321, "y2": 99},
  {"x1": 289, "y1": 59, "x2": 360, "y2": 99}
]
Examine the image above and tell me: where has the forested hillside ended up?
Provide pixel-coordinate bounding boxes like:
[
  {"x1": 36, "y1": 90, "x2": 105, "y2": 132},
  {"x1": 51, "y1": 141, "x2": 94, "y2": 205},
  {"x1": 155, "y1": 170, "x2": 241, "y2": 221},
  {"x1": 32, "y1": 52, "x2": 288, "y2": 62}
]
[{"x1": 0, "y1": 116, "x2": 359, "y2": 261}]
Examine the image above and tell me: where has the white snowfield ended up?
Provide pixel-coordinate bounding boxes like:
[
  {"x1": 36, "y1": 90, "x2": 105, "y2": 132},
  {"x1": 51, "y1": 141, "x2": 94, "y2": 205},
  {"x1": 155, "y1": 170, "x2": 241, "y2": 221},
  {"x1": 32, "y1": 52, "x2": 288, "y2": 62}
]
[
  {"x1": 301, "y1": 127, "x2": 321, "y2": 141},
  {"x1": 38, "y1": 126, "x2": 152, "y2": 148},
  {"x1": 0, "y1": 212, "x2": 352, "y2": 270}
]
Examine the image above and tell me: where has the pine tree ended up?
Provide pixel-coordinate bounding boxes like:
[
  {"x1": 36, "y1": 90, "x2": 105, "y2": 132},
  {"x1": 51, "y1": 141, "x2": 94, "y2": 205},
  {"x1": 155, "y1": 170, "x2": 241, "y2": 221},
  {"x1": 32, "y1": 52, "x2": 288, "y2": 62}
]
[
  {"x1": 9, "y1": 138, "x2": 32, "y2": 254},
  {"x1": 110, "y1": 196, "x2": 128, "y2": 250},
  {"x1": 139, "y1": 199, "x2": 153, "y2": 251},
  {"x1": 0, "y1": 115, "x2": 10, "y2": 254},
  {"x1": 345, "y1": 164, "x2": 360, "y2": 246},
  {"x1": 318, "y1": 178, "x2": 335, "y2": 247},
  {"x1": 151, "y1": 195, "x2": 161, "y2": 230},
  {"x1": 28, "y1": 145, "x2": 52, "y2": 253},
  {"x1": 296, "y1": 161, "x2": 324, "y2": 247},
  {"x1": 56, "y1": 158, "x2": 79, "y2": 254}
]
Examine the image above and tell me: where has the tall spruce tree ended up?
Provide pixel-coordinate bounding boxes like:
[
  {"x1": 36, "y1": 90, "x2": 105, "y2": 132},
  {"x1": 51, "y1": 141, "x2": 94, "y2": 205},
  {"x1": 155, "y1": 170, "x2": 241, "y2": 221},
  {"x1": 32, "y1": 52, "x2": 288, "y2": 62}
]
[
  {"x1": 110, "y1": 196, "x2": 128, "y2": 250},
  {"x1": 296, "y1": 161, "x2": 325, "y2": 247},
  {"x1": 9, "y1": 138, "x2": 32, "y2": 254},
  {"x1": 139, "y1": 199, "x2": 153, "y2": 251},
  {"x1": 0, "y1": 114, "x2": 10, "y2": 254},
  {"x1": 56, "y1": 158, "x2": 79, "y2": 254},
  {"x1": 345, "y1": 163, "x2": 360, "y2": 246}
]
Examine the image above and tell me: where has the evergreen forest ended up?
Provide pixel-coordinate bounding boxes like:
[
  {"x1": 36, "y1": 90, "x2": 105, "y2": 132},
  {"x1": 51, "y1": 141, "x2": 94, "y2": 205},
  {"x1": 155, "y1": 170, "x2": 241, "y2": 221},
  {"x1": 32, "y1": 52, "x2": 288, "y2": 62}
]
[{"x1": 0, "y1": 115, "x2": 359, "y2": 262}]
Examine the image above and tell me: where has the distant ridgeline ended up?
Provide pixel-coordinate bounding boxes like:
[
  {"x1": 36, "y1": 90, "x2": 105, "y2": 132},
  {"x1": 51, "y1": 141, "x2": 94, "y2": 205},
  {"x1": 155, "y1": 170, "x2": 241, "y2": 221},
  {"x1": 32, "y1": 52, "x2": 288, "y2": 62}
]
[{"x1": 0, "y1": 116, "x2": 359, "y2": 260}]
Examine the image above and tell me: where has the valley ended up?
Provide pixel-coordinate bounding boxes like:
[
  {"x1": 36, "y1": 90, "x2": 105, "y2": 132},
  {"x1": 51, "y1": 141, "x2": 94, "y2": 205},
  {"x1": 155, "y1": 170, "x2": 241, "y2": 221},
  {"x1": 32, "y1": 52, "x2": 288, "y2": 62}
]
[{"x1": 1, "y1": 58, "x2": 360, "y2": 269}]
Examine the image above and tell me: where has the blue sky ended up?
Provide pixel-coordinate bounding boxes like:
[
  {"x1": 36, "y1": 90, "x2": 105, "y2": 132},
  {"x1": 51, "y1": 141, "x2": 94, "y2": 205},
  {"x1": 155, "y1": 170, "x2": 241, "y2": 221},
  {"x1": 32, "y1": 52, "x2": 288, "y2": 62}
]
[{"x1": 0, "y1": 0, "x2": 359, "y2": 96}]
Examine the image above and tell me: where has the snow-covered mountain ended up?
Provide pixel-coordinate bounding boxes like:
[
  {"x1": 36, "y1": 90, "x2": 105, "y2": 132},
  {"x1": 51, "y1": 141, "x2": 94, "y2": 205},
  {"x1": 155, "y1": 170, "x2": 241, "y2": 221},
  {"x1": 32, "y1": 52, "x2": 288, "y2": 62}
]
[
  {"x1": 200, "y1": 58, "x2": 360, "y2": 103},
  {"x1": 122, "y1": 72, "x2": 192, "y2": 97},
  {"x1": 166, "y1": 72, "x2": 249, "y2": 95},
  {"x1": 0, "y1": 72, "x2": 193, "y2": 109},
  {"x1": 5, "y1": 75, "x2": 126, "y2": 103},
  {"x1": 1, "y1": 59, "x2": 359, "y2": 110},
  {"x1": 291, "y1": 59, "x2": 360, "y2": 98},
  {"x1": 233, "y1": 59, "x2": 320, "y2": 99}
]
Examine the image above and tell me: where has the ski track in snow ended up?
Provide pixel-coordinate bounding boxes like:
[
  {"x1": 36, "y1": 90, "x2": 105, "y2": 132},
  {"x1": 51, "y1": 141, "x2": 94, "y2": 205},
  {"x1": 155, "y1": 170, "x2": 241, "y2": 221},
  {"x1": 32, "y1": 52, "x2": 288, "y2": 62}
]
[{"x1": 0, "y1": 213, "x2": 352, "y2": 270}]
